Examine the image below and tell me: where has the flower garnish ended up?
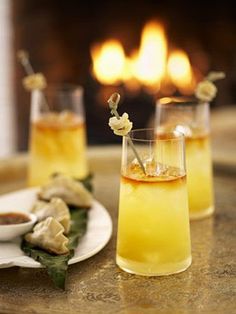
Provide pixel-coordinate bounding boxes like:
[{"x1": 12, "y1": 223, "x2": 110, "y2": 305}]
[
  {"x1": 108, "y1": 92, "x2": 133, "y2": 136},
  {"x1": 108, "y1": 93, "x2": 146, "y2": 175},
  {"x1": 22, "y1": 73, "x2": 47, "y2": 91},
  {"x1": 195, "y1": 80, "x2": 217, "y2": 102},
  {"x1": 17, "y1": 49, "x2": 49, "y2": 110},
  {"x1": 17, "y1": 49, "x2": 47, "y2": 91},
  {"x1": 195, "y1": 71, "x2": 225, "y2": 103},
  {"x1": 109, "y1": 113, "x2": 133, "y2": 136}
]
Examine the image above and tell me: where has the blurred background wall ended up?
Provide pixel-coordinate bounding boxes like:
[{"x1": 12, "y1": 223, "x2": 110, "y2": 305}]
[{"x1": 0, "y1": 0, "x2": 235, "y2": 154}]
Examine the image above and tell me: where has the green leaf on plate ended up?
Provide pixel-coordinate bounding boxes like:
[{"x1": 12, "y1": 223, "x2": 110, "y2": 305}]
[
  {"x1": 21, "y1": 175, "x2": 92, "y2": 289},
  {"x1": 21, "y1": 208, "x2": 88, "y2": 289},
  {"x1": 21, "y1": 241, "x2": 72, "y2": 289},
  {"x1": 68, "y1": 208, "x2": 88, "y2": 250}
]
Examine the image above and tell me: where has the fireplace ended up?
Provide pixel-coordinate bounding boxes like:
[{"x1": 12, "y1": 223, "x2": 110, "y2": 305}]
[
  {"x1": 91, "y1": 21, "x2": 198, "y2": 96},
  {"x1": 13, "y1": 0, "x2": 234, "y2": 149},
  {"x1": 85, "y1": 20, "x2": 205, "y2": 143}
]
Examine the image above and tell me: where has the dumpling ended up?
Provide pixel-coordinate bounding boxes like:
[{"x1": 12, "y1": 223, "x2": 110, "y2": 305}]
[
  {"x1": 25, "y1": 217, "x2": 69, "y2": 255},
  {"x1": 32, "y1": 198, "x2": 70, "y2": 234},
  {"x1": 38, "y1": 174, "x2": 92, "y2": 208}
]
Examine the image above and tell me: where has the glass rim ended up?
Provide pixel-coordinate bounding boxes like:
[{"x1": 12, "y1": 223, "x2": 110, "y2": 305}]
[
  {"x1": 156, "y1": 96, "x2": 208, "y2": 108},
  {"x1": 125, "y1": 128, "x2": 185, "y2": 143}
]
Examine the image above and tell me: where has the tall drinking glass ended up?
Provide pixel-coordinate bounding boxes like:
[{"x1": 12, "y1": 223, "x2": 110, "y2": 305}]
[
  {"x1": 156, "y1": 97, "x2": 214, "y2": 220},
  {"x1": 116, "y1": 129, "x2": 191, "y2": 276},
  {"x1": 28, "y1": 85, "x2": 89, "y2": 186}
]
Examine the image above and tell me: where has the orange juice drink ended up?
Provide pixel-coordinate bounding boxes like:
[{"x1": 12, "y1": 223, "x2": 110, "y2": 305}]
[
  {"x1": 185, "y1": 134, "x2": 214, "y2": 219},
  {"x1": 28, "y1": 111, "x2": 88, "y2": 186},
  {"x1": 156, "y1": 97, "x2": 214, "y2": 220},
  {"x1": 117, "y1": 163, "x2": 191, "y2": 276},
  {"x1": 116, "y1": 129, "x2": 191, "y2": 276}
]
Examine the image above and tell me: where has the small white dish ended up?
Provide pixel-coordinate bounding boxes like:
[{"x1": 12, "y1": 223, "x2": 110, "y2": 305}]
[
  {"x1": 0, "y1": 187, "x2": 112, "y2": 268},
  {"x1": 0, "y1": 210, "x2": 37, "y2": 242}
]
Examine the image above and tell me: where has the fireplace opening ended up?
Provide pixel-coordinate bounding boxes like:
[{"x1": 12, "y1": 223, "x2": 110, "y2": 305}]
[{"x1": 13, "y1": 0, "x2": 235, "y2": 149}]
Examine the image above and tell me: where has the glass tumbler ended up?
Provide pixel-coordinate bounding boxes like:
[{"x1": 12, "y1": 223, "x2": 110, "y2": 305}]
[
  {"x1": 28, "y1": 85, "x2": 89, "y2": 186},
  {"x1": 156, "y1": 97, "x2": 214, "y2": 219},
  {"x1": 116, "y1": 129, "x2": 191, "y2": 276}
]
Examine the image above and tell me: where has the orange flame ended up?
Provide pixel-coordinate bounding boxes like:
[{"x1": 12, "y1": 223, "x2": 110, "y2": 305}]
[
  {"x1": 91, "y1": 40, "x2": 125, "y2": 85},
  {"x1": 167, "y1": 49, "x2": 195, "y2": 94},
  {"x1": 132, "y1": 21, "x2": 167, "y2": 87},
  {"x1": 90, "y1": 21, "x2": 197, "y2": 94}
]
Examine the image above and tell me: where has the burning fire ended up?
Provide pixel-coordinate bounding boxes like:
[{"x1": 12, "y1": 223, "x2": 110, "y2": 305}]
[
  {"x1": 167, "y1": 49, "x2": 195, "y2": 95},
  {"x1": 91, "y1": 21, "x2": 196, "y2": 95},
  {"x1": 132, "y1": 21, "x2": 167, "y2": 87},
  {"x1": 91, "y1": 40, "x2": 125, "y2": 85}
]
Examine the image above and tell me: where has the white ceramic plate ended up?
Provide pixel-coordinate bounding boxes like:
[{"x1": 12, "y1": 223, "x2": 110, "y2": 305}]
[{"x1": 0, "y1": 188, "x2": 112, "y2": 268}]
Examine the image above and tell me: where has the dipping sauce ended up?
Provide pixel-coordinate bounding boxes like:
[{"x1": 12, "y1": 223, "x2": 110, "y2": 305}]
[{"x1": 0, "y1": 212, "x2": 30, "y2": 225}]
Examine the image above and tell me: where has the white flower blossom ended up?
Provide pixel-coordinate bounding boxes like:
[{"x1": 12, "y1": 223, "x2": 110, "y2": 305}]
[
  {"x1": 206, "y1": 71, "x2": 225, "y2": 82},
  {"x1": 22, "y1": 73, "x2": 47, "y2": 91},
  {"x1": 108, "y1": 112, "x2": 133, "y2": 136},
  {"x1": 195, "y1": 80, "x2": 217, "y2": 102}
]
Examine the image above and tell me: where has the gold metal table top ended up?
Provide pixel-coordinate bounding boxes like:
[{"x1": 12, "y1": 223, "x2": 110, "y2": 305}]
[{"x1": 0, "y1": 107, "x2": 236, "y2": 313}]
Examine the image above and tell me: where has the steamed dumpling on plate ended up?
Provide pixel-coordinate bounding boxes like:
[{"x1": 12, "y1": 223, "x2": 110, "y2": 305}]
[
  {"x1": 38, "y1": 174, "x2": 92, "y2": 208},
  {"x1": 32, "y1": 198, "x2": 70, "y2": 234},
  {"x1": 25, "y1": 217, "x2": 69, "y2": 255}
]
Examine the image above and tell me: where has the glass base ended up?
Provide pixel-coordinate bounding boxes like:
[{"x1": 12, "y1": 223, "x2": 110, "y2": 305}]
[
  {"x1": 190, "y1": 206, "x2": 214, "y2": 220},
  {"x1": 116, "y1": 255, "x2": 192, "y2": 276}
]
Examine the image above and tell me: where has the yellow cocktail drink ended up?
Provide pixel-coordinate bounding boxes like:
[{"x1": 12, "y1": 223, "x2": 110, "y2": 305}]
[
  {"x1": 186, "y1": 134, "x2": 214, "y2": 219},
  {"x1": 28, "y1": 111, "x2": 88, "y2": 186},
  {"x1": 116, "y1": 162, "x2": 191, "y2": 276},
  {"x1": 155, "y1": 97, "x2": 214, "y2": 219}
]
